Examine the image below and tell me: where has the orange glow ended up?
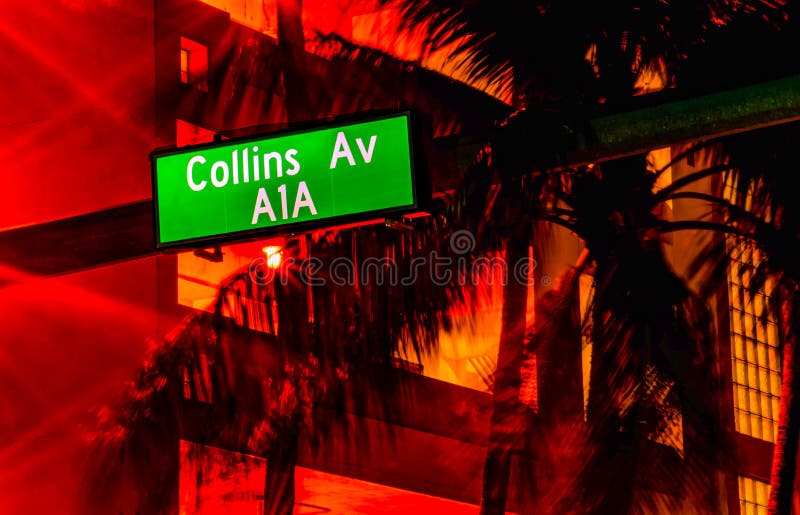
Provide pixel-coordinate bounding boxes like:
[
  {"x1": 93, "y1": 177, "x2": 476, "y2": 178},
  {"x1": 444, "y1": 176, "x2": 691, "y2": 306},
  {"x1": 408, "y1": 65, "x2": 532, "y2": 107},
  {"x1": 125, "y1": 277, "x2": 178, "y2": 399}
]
[
  {"x1": 178, "y1": 238, "x2": 283, "y2": 312},
  {"x1": 348, "y1": 7, "x2": 513, "y2": 104},
  {"x1": 263, "y1": 245, "x2": 283, "y2": 269},
  {"x1": 739, "y1": 476, "x2": 770, "y2": 514},
  {"x1": 198, "y1": 0, "x2": 278, "y2": 39},
  {"x1": 727, "y1": 239, "x2": 780, "y2": 442}
]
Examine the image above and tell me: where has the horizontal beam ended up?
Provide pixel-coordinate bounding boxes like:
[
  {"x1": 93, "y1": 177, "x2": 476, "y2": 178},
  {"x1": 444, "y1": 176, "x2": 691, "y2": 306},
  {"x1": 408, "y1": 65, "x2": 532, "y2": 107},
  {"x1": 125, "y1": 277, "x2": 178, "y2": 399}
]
[
  {"x1": 0, "y1": 201, "x2": 154, "y2": 276},
  {"x1": 571, "y1": 74, "x2": 800, "y2": 166}
]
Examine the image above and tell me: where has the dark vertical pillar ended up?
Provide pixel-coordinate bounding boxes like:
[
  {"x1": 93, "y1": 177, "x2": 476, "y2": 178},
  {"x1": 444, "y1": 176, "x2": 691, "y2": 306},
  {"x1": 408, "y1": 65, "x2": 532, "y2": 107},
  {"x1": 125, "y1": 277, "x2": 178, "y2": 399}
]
[
  {"x1": 264, "y1": 432, "x2": 299, "y2": 515},
  {"x1": 481, "y1": 237, "x2": 528, "y2": 515},
  {"x1": 142, "y1": 377, "x2": 182, "y2": 515}
]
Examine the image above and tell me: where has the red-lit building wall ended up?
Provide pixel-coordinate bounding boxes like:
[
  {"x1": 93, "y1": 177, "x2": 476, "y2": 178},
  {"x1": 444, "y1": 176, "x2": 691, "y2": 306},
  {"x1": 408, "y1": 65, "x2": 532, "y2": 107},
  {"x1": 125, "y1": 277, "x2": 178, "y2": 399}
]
[
  {"x1": 0, "y1": 1, "x2": 157, "y2": 229},
  {"x1": 0, "y1": 1, "x2": 514, "y2": 513},
  {"x1": 0, "y1": 1, "x2": 163, "y2": 513}
]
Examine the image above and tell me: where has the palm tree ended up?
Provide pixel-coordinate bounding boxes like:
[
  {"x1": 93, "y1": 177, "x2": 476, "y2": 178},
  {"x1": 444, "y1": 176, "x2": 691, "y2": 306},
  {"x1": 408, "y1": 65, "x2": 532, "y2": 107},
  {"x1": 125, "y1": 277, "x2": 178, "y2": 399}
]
[
  {"x1": 85, "y1": 3, "x2": 508, "y2": 512},
  {"x1": 83, "y1": 212, "x2": 478, "y2": 514},
  {"x1": 593, "y1": 120, "x2": 800, "y2": 514},
  {"x1": 546, "y1": 119, "x2": 800, "y2": 514},
  {"x1": 277, "y1": 0, "x2": 311, "y2": 121},
  {"x1": 464, "y1": 151, "x2": 536, "y2": 515},
  {"x1": 551, "y1": 155, "x2": 736, "y2": 514},
  {"x1": 231, "y1": 2, "x2": 796, "y2": 512},
  {"x1": 356, "y1": 2, "x2": 791, "y2": 512},
  {"x1": 427, "y1": 120, "x2": 744, "y2": 514}
]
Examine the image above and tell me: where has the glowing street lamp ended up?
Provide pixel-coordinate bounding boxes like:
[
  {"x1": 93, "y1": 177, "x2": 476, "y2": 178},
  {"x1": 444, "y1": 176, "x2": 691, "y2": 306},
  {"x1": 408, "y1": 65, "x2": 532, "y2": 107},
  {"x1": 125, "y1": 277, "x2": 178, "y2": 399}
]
[{"x1": 262, "y1": 245, "x2": 283, "y2": 269}]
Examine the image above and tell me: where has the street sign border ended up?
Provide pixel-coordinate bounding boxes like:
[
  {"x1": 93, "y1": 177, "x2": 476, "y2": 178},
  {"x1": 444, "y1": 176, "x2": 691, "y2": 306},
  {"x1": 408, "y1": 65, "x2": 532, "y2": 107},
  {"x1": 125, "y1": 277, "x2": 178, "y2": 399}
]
[{"x1": 151, "y1": 109, "x2": 429, "y2": 250}]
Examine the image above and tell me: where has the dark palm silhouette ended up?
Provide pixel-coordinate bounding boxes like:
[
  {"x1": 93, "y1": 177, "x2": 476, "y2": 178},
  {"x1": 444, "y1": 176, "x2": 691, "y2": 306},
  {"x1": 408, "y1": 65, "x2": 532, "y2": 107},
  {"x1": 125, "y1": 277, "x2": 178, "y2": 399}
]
[
  {"x1": 83, "y1": 215, "x2": 481, "y2": 514},
  {"x1": 84, "y1": 2, "x2": 502, "y2": 513},
  {"x1": 404, "y1": 119, "x2": 742, "y2": 514},
  {"x1": 361, "y1": 2, "x2": 790, "y2": 513},
  {"x1": 592, "y1": 121, "x2": 800, "y2": 514}
]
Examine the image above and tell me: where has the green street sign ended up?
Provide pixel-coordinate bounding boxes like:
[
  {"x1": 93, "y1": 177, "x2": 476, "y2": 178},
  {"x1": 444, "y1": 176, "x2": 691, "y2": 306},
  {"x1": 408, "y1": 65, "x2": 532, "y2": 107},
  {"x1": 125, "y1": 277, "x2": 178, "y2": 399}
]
[{"x1": 152, "y1": 111, "x2": 424, "y2": 248}]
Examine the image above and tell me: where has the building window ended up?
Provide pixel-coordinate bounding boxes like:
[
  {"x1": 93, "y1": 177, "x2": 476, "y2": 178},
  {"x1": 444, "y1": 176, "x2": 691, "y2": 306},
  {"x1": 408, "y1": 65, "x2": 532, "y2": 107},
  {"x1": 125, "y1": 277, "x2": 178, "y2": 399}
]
[
  {"x1": 180, "y1": 37, "x2": 209, "y2": 91},
  {"x1": 739, "y1": 476, "x2": 770, "y2": 515},
  {"x1": 179, "y1": 48, "x2": 190, "y2": 84},
  {"x1": 728, "y1": 242, "x2": 781, "y2": 442},
  {"x1": 579, "y1": 273, "x2": 594, "y2": 419}
]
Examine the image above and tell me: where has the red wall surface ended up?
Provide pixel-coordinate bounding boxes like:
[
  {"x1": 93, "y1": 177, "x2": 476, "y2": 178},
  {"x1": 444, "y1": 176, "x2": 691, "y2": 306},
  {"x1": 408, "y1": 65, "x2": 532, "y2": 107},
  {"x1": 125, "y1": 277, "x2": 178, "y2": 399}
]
[
  {"x1": 0, "y1": 258, "x2": 161, "y2": 513},
  {"x1": 0, "y1": 0, "x2": 156, "y2": 230}
]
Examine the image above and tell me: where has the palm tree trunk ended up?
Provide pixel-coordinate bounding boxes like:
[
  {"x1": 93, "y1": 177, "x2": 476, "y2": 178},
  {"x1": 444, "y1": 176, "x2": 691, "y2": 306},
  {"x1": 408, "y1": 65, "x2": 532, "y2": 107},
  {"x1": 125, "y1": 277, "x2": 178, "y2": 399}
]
[
  {"x1": 481, "y1": 238, "x2": 529, "y2": 515},
  {"x1": 277, "y1": 0, "x2": 312, "y2": 122},
  {"x1": 264, "y1": 431, "x2": 299, "y2": 515},
  {"x1": 768, "y1": 295, "x2": 800, "y2": 514},
  {"x1": 261, "y1": 3, "x2": 311, "y2": 502}
]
